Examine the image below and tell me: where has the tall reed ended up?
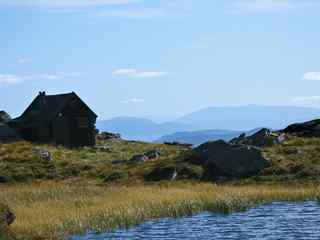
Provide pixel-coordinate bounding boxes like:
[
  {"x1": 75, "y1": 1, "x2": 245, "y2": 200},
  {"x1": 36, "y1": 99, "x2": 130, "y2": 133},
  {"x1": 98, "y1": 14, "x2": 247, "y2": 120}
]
[{"x1": 1, "y1": 182, "x2": 319, "y2": 240}]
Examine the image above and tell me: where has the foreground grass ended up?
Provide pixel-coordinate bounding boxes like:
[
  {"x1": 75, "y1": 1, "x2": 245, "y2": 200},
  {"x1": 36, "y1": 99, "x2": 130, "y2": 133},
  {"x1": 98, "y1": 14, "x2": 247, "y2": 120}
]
[{"x1": 1, "y1": 182, "x2": 319, "y2": 240}]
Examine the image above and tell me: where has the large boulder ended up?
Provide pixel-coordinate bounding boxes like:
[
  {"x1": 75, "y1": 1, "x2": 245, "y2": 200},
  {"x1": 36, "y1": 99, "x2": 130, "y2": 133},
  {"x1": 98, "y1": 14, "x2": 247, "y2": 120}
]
[
  {"x1": 283, "y1": 119, "x2": 320, "y2": 137},
  {"x1": 145, "y1": 150, "x2": 161, "y2": 160},
  {"x1": 230, "y1": 128, "x2": 278, "y2": 147},
  {"x1": 192, "y1": 140, "x2": 270, "y2": 179},
  {"x1": 129, "y1": 154, "x2": 149, "y2": 163},
  {"x1": 145, "y1": 166, "x2": 178, "y2": 181},
  {"x1": 129, "y1": 150, "x2": 161, "y2": 164}
]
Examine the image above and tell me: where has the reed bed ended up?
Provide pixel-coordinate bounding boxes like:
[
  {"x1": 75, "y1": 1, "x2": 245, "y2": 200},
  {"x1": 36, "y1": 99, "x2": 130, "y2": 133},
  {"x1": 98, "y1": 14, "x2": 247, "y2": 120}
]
[{"x1": 1, "y1": 182, "x2": 319, "y2": 240}]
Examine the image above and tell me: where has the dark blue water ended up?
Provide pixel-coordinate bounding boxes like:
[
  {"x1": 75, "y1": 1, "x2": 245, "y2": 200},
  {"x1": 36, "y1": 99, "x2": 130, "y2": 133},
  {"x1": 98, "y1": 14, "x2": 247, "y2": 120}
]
[{"x1": 72, "y1": 202, "x2": 320, "y2": 240}]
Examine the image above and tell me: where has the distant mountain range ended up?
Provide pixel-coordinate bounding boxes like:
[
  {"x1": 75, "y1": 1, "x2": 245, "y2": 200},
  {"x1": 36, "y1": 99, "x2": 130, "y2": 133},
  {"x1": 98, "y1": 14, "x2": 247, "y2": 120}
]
[
  {"x1": 96, "y1": 117, "x2": 194, "y2": 141},
  {"x1": 155, "y1": 129, "x2": 243, "y2": 145},
  {"x1": 155, "y1": 128, "x2": 263, "y2": 146},
  {"x1": 97, "y1": 105, "x2": 320, "y2": 142},
  {"x1": 177, "y1": 105, "x2": 320, "y2": 131}
]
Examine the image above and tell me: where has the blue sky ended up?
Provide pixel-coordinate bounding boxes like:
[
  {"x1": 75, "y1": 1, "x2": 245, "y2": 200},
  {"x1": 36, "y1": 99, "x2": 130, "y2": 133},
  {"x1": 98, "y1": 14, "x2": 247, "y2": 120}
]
[{"x1": 1, "y1": 0, "x2": 320, "y2": 121}]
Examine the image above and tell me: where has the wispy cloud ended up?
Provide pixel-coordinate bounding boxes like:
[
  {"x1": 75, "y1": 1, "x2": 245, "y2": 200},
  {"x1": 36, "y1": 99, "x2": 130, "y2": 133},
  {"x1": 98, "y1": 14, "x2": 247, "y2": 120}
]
[
  {"x1": 292, "y1": 96, "x2": 320, "y2": 103},
  {"x1": 112, "y1": 68, "x2": 168, "y2": 78},
  {"x1": 0, "y1": 72, "x2": 80, "y2": 85},
  {"x1": 121, "y1": 97, "x2": 145, "y2": 104},
  {"x1": 17, "y1": 58, "x2": 30, "y2": 64},
  {"x1": 0, "y1": 0, "x2": 140, "y2": 8},
  {"x1": 0, "y1": 74, "x2": 24, "y2": 84},
  {"x1": 303, "y1": 72, "x2": 320, "y2": 81}
]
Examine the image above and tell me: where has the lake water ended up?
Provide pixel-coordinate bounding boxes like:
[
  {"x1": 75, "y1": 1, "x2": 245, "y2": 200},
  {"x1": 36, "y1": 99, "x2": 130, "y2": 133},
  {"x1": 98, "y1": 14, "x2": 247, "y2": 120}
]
[{"x1": 72, "y1": 202, "x2": 320, "y2": 240}]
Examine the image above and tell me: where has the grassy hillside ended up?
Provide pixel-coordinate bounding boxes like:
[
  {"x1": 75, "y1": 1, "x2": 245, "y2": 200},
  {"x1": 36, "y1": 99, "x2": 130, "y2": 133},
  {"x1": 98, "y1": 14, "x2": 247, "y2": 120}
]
[
  {"x1": 0, "y1": 139, "x2": 196, "y2": 184},
  {"x1": 257, "y1": 136, "x2": 320, "y2": 182},
  {"x1": 2, "y1": 135, "x2": 320, "y2": 239},
  {"x1": 1, "y1": 135, "x2": 320, "y2": 184}
]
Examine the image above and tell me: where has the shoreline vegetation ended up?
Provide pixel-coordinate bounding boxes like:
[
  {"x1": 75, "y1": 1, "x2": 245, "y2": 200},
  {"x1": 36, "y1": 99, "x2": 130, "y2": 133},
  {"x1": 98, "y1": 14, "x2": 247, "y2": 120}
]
[
  {"x1": 1, "y1": 182, "x2": 320, "y2": 240},
  {"x1": 2, "y1": 132, "x2": 320, "y2": 239}
]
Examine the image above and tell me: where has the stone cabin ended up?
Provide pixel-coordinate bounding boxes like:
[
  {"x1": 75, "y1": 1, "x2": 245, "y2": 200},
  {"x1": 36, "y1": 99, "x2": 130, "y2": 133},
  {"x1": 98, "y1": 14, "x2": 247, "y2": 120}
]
[{"x1": 9, "y1": 92, "x2": 97, "y2": 147}]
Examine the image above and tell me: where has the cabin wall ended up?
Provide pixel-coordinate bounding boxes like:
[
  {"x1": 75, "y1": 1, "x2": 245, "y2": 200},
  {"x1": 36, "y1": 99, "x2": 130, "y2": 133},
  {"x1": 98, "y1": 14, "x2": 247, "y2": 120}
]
[
  {"x1": 19, "y1": 128, "x2": 38, "y2": 142},
  {"x1": 52, "y1": 116, "x2": 70, "y2": 146},
  {"x1": 52, "y1": 106, "x2": 96, "y2": 147},
  {"x1": 38, "y1": 124, "x2": 51, "y2": 143},
  {"x1": 69, "y1": 116, "x2": 96, "y2": 147},
  {"x1": 59, "y1": 98, "x2": 96, "y2": 147}
]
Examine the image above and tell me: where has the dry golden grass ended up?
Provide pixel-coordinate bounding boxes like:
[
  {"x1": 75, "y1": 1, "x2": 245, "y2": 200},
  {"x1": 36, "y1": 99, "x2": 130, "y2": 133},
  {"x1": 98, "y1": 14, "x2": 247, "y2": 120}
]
[{"x1": 1, "y1": 182, "x2": 319, "y2": 240}]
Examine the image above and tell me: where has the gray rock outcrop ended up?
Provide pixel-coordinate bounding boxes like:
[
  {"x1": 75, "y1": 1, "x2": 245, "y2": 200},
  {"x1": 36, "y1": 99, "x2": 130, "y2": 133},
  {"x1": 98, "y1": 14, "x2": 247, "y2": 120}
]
[
  {"x1": 129, "y1": 150, "x2": 161, "y2": 163},
  {"x1": 283, "y1": 119, "x2": 320, "y2": 137},
  {"x1": 192, "y1": 140, "x2": 270, "y2": 179},
  {"x1": 145, "y1": 150, "x2": 161, "y2": 160},
  {"x1": 130, "y1": 154, "x2": 149, "y2": 163},
  {"x1": 230, "y1": 128, "x2": 279, "y2": 147}
]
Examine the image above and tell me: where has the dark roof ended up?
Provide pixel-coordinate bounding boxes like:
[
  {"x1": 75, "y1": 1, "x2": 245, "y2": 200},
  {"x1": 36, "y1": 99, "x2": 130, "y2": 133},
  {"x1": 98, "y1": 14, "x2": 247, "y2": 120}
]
[{"x1": 11, "y1": 92, "x2": 97, "y2": 127}]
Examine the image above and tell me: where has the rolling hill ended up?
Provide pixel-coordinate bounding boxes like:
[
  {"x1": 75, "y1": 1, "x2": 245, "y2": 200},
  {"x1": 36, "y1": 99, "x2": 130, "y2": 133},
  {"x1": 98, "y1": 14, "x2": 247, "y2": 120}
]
[
  {"x1": 97, "y1": 105, "x2": 320, "y2": 142},
  {"x1": 177, "y1": 105, "x2": 320, "y2": 130}
]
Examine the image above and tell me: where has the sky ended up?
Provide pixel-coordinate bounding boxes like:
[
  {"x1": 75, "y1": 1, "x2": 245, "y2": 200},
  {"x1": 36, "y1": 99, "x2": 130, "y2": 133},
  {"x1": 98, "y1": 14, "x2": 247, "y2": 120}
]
[{"x1": 1, "y1": 0, "x2": 320, "y2": 121}]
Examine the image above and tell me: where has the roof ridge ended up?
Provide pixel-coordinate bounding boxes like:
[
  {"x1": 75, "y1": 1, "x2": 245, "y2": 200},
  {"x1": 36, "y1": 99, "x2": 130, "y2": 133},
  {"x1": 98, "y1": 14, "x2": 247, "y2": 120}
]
[{"x1": 44, "y1": 92, "x2": 74, "y2": 97}]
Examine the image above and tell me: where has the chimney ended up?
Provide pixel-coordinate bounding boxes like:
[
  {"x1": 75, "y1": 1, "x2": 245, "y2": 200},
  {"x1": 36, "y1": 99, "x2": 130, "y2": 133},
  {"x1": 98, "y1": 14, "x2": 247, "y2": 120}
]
[{"x1": 39, "y1": 91, "x2": 46, "y2": 106}]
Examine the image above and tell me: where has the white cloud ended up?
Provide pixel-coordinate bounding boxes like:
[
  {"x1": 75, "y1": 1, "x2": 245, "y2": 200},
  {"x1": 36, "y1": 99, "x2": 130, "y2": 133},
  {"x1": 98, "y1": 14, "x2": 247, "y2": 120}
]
[
  {"x1": 99, "y1": 8, "x2": 165, "y2": 19},
  {"x1": 0, "y1": 72, "x2": 79, "y2": 85},
  {"x1": 292, "y1": 96, "x2": 320, "y2": 103},
  {"x1": 112, "y1": 68, "x2": 137, "y2": 75},
  {"x1": 121, "y1": 97, "x2": 145, "y2": 104},
  {"x1": 0, "y1": 74, "x2": 24, "y2": 84},
  {"x1": 0, "y1": 0, "x2": 140, "y2": 8},
  {"x1": 303, "y1": 72, "x2": 320, "y2": 81},
  {"x1": 112, "y1": 68, "x2": 168, "y2": 78}
]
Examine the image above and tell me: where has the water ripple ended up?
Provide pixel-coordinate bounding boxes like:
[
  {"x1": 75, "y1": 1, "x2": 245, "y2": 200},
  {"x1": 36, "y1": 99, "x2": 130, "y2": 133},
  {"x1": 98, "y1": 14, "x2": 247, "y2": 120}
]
[{"x1": 72, "y1": 202, "x2": 320, "y2": 240}]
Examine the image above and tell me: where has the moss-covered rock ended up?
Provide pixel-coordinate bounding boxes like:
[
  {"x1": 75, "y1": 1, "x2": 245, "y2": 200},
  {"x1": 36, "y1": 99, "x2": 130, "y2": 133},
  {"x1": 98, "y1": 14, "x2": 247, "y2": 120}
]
[
  {"x1": 192, "y1": 140, "x2": 270, "y2": 179},
  {"x1": 145, "y1": 166, "x2": 177, "y2": 181}
]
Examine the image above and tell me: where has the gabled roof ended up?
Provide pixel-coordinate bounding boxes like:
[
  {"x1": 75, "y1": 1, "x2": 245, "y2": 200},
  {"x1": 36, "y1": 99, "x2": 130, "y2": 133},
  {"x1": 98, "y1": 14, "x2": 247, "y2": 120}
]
[{"x1": 11, "y1": 92, "x2": 97, "y2": 127}]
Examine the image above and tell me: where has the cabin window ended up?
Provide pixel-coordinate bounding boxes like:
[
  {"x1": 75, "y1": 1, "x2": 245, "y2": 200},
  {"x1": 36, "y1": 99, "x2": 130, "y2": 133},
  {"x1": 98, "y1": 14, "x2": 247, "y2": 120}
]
[{"x1": 77, "y1": 117, "x2": 89, "y2": 128}]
